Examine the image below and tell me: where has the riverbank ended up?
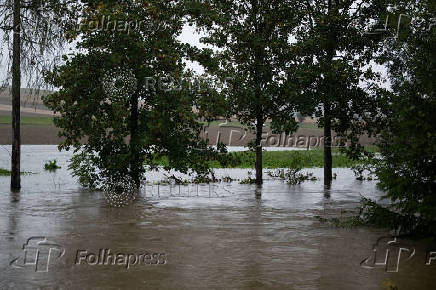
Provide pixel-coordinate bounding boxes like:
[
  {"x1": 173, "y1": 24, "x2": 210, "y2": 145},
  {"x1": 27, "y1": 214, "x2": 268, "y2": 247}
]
[
  {"x1": 156, "y1": 147, "x2": 377, "y2": 169},
  {"x1": 1, "y1": 147, "x2": 377, "y2": 176}
]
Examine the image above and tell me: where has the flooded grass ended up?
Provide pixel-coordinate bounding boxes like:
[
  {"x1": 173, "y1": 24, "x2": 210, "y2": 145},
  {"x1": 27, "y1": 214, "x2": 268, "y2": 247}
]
[
  {"x1": 155, "y1": 148, "x2": 378, "y2": 169},
  {"x1": 0, "y1": 115, "x2": 54, "y2": 126},
  {"x1": 0, "y1": 168, "x2": 10, "y2": 176},
  {"x1": 0, "y1": 168, "x2": 34, "y2": 176}
]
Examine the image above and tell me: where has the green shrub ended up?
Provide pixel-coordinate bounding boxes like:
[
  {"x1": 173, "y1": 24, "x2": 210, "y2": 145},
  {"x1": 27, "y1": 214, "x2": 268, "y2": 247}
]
[
  {"x1": 44, "y1": 159, "x2": 61, "y2": 171},
  {"x1": 0, "y1": 168, "x2": 11, "y2": 176}
]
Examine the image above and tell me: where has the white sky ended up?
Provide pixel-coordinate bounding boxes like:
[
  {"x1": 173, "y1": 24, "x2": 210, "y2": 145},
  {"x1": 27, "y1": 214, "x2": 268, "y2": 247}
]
[{"x1": 1, "y1": 24, "x2": 389, "y2": 89}]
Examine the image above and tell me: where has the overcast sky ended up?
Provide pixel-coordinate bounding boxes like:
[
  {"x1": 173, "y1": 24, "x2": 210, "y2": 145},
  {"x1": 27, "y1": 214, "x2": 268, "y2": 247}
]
[{"x1": 0, "y1": 24, "x2": 389, "y2": 90}]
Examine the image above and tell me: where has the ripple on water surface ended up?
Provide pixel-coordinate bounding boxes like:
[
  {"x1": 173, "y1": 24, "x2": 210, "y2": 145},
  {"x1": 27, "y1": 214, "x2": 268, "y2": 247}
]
[{"x1": 0, "y1": 146, "x2": 435, "y2": 290}]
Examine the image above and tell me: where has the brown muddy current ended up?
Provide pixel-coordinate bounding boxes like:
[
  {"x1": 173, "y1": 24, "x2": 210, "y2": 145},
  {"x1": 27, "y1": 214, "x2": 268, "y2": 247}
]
[{"x1": 0, "y1": 146, "x2": 435, "y2": 289}]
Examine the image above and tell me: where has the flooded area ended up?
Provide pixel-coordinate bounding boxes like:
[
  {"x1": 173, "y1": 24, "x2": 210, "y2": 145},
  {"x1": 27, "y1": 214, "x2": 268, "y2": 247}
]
[{"x1": 0, "y1": 146, "x2": 435, "y2": 289}]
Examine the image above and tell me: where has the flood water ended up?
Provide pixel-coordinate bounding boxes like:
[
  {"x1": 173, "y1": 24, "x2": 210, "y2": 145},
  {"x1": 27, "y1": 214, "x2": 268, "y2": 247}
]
[{"x1": 0, "y1": 146, "x2": 435, "y2": 289}]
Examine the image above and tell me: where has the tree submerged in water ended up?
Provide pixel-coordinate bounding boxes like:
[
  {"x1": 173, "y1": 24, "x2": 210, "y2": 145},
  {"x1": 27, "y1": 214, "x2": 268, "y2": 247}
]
[
  {"x1": 185, "y1": 0, "x2": 301, "y2": 185},
  {"x1": 44, "y1": 0, "x2": 216, "y2": 199},
  {"x1": 374, "y1": 0, "x2": 436, "y2": 235}
]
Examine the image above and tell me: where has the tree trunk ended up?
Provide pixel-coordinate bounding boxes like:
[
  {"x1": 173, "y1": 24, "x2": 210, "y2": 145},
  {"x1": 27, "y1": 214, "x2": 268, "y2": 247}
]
[
  {"x1": 129, "y1": 93, "x2": 141, "y2": 188},
  {"x1": 255, "y1": 115, "x2": 263, "y2": 185},
  {"x1": 323, "y1": 110, "x2": 332, "y2": 186},
  {"x1": 323, "y1": 0, "x2": 336, "y2": 188},
  {"x1": 251, "y1": 0, "x2": 263, "y2": 186},
  {"x1": 11, "y1": 0, "x2": 21, "y2": 190}
]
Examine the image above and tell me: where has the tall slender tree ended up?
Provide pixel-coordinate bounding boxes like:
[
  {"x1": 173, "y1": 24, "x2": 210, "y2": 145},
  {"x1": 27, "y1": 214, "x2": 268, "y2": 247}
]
[
  {"x1": 186, "y1": 0, "x2": 300, "y2": 185},
  {"x1": 0, "y1": 0, "x2": 78, "y2": 190},
  {"x1": 289, "y1": 0, "x2": 387, "y2": 186},
  {"x1": 10, "y1": 0, "x2": 21, "y2": 190}
]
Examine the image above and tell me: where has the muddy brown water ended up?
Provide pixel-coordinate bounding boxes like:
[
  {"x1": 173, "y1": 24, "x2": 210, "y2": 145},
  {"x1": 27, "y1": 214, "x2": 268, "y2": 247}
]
[{"x1": 0, "y1": 146, "x2": 435, "y2": 289}]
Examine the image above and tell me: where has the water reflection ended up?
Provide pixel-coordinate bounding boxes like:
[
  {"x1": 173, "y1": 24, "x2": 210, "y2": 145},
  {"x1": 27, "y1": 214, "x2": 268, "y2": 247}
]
[
  {"x1": 323, "y1": 183, "x2": 331, "y2": 198},
  {"x1": 7, "y1": 192, "x2": 19, "y2": 241},
  {"x1": 255, "y1": 185, "x2": 262, "y2": 199}
]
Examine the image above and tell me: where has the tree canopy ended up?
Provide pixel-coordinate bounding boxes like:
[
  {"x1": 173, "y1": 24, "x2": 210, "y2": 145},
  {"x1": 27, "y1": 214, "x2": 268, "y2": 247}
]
[
  {"x1": 375, "y1": 0, "x2": 436, "y2": 233},
  {"x1": 288, "y1": 0, "x2": 388, "y2": 185},
  {"x1": 186, "y1": 0, "x2": 301, "y2": 185},
  {"x1": 44, "y1": 0, "x2": 215, "y2": 190}
]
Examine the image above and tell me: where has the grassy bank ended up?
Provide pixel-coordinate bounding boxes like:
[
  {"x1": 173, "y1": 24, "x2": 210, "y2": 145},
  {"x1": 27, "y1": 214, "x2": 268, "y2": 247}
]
[
  {"x1": 0, "y1": 168, "x2": 32, "y2": 176},
  {"x1": 157, "y1": 148, "x2": 377, "y2": 169},
  {"x1": 0, "y1": 116, "x2": 54, "y2": 126},
  {"x1": 0, "y1": 168, "x2": 11, "y2": 176},
  {"x1": 208, "y1": 150, "x2": 357, "y2": 168}
]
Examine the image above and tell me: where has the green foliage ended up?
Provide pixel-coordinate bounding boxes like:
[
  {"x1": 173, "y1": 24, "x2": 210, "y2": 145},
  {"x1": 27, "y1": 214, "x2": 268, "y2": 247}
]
[
  {"x1": 315, "y1": 197, "x2": 400, "y2": 229},
  {"x1": 315, "y1": 215, "x2": 363, "y2": 229},
  {"x1": 154, "y1": 149, "x2": 367, "y2": 169},
  {"x1": 68, "y1": 151, "x2": 101, "y2": 189},
  {"x1": 239, "y1": 171, "x2": 257, "y2": 184},
  {"x1": 0, "y1": 168, "x2": 32, "y2": 176},
  {"x1": 44, "y1": 159, "x2": 61, "y2": 171},
  {"x1": 186, "y1": 0, "x2": 301, "y2": 184},
  {"x1": 222, "y1": 176, "x2": 234, "y2": 183},
  {"x1": 286, "y1": 169, "x2": 317, "y2": 185},
  {"x1": 186, "y1": 0, "x2": 300, "y2": 125},
  {"x1": 44, "y1": 0, "x2": 216, "y2": 188},
  {"x1": 317, "y1": 197, "x2": 436, "y2": 236},
  {"x1": 288, "y1": 0, "x2": 388, "y2": 172},
  {"x1": 192, "y1": 173, "x2": 218, "y2": 184},
  {"x1": 268, "y1": 168, "x2": 317, "y2": 185},
  {"x1": 219, "y1": 150, "x2": 362, "y2": 169},
  {"x1": 351, "y1": 156, "x2": 378, "y2": 181},
  {"x1": 0, "y1": 168, "x2": 11, "y2": 176},
  {"x1": 349, "y1": 197, "x2": 434, "y2": 235},
  {"x1": 357, "y1": 197, "x2": 406, "y2": 229},
  {"x1": 373, "y1": 0, "x2": 436, "y2": 234}
]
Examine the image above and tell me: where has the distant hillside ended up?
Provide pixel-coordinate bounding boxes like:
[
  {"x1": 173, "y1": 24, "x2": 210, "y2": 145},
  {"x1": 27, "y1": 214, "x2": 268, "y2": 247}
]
[{"x1": 0, "y1": 87, "x2": 52, "y2": 110}]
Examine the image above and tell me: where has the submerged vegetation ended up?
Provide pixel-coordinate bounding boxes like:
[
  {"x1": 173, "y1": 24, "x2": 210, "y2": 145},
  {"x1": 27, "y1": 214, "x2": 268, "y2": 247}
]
[
  {"x1": 316, "y1": 198, "x2": 436, "y2": 236},
  {"x1": 268, "y1": 168, "x2": 318, "y2": 185},
  {"x1": 0, "y1": 168, "x2": 11, "y2": 176},
  {"x1": 44, "y1": 159, "x2": 61, "y2": 171},
  {"x1": 0, "y1": 168, "x2": 32, "y2": 176},
  {"x1": 154, "y1": 148, "x2": 375, "y2": 169}
]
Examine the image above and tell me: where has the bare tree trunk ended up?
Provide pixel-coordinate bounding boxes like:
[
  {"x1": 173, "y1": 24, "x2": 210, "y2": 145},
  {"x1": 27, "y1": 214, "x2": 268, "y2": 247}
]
[
  {"x1": 323, "y1": 109, "x2": 332, "y2": 186},
  {"x1": 252, "y1": 0, "x2": 263, "y2": 186},
  {"x1": 129, "y1": 92, "x2": 141, "y2": 188},
  {"x1": 255, "y1": 115, "x2": 263, "y2": 185},
  {"x1": 11, "y1": 0, "x2": 21, "y2": 190},
  {"x1": 323, "y1": 0, "x2": 335, "y2": 188}
]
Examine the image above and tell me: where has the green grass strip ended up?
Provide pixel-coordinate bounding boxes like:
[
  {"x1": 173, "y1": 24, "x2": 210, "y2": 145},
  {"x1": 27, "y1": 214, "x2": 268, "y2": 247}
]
[{"x1": 0, "y1": 116, "x2": 54, "y2": 126}]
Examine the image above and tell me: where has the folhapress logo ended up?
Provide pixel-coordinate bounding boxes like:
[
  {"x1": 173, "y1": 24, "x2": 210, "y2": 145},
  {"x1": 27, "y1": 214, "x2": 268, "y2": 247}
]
[
  {"x1": 360, "y1": 237, "x2": 415, "y2": 272},
  {"x1": 75, "y1": 249, "x2": 167, "y2": 269},
  {"x1": 10, "y1": 237, "x2": 65, "y2": 272}
]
